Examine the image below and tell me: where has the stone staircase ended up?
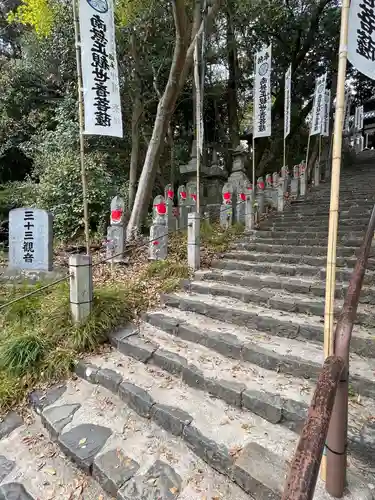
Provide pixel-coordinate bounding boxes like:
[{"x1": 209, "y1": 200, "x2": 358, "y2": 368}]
[{"x1": 3, "y1": 156, "x2": 375, "y2": 499}]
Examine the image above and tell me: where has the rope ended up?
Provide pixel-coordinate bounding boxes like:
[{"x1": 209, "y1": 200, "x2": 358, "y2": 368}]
[
  {"x1": 0, "y1": 193, "x2": 275, "y2": 311},
  {"x1": 0, "y1": 272, "x2": 71, "y2": 311}
]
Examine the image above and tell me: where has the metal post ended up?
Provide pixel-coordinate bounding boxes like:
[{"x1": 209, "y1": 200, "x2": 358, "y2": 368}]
[
  {"x1": 72, "y1": 0, "x2": 90, "y2": 255},
  {"x1": 321, "y1": 0, "x2": 350, "y2": 487}
]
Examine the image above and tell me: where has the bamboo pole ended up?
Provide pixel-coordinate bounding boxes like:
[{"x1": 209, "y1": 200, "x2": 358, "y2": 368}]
[
  {"x1": 252, "y1": 136, "x2": 256, "y2": 189},
  {"x1": 321, "y1": 0, "x2": 350, "y2": 485},
  {"x1": 305, "y1": 133, "x2": 311, "y2": 169},
  {"x1": 194, "y1": 40, "x2": 202, "y2": 214},
  {"x1": 72, "y1": 0, "x2": 90, "y2": 255},
  {"x1": 283, "y1": 136, "x2": 286, "y2": 169}
]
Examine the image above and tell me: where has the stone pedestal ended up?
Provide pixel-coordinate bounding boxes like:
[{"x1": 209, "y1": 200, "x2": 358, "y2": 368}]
[
  {"x1": 220, "y1": 182, "x2": 234, "y2": 229},
  {"x1": 227, "y1": 146, "x2": 250, "y2": 198},
  {"x1": 277, "y1": 184, "x2": 284, "y2": 212},
  {"x1": 204, "y1": 148, "x2": 227, "y2": 205},
  {"x1": 280, "y1": 166, "x2": 289, "y2": 195},
  {"x1": 178, "y1": 185, "x2": 188, "y2": 229},
  {"x1": 106, "y1": 225, "x2": 125, "y2": 264},
  {"x1": 314, "y1": 161, "x2": 320, "y2": 187},
  {"x1": 245, "y1": 189, "x2": 254, "y2": 231},
  {"x1": 290, "y1": 166, "x2": 300, "y2": 200},
  {"x1": 107, "y1": 196, "x2": 126, "y2": 263},
  {"x1": 164, "y1": 184, "x2": 177, "y2": 230},
  {"x1": 299, "y1": 162, "x2": 307, "y2": 198},
  {"x1": 149, "y1": 196, "x2": 168, "y2": 261},
  {"x1": 188, "y1": 212, "x2": 200, "y2": 271},
  {"x1": 69, "y1": 254, "x2": 93, "y2": 324},
  {"x1": 256, "y1": 177, "x2": 265, "y2": 216}
]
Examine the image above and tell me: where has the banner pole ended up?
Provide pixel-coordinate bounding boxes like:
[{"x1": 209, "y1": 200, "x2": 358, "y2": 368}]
[
  {"x1": 194, "y1": 41, "x2": 201, "y2": 214},
  {"x1": 305, "y1": 133, "x2": 311, "y2": 170},
  {"x1": 321, "y1": 0, "x2": 350, "y2": 487},
  {"x1": 252, "y1": 135, "x2": 256, "y2": 189},
  {"x1": 73, "y1": 0, "x2": 90, "y2": 255}
]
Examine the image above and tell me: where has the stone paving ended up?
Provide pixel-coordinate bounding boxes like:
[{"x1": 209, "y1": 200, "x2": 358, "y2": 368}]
[{"x1": 1, "y1": 156, "x2": 375, "y2": 499}]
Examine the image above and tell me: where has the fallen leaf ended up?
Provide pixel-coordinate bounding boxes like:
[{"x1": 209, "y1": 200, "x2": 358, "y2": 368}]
[
  {"x1": 79, "y1": 438, "x2": 87, "y2": 446},
  {"x1": 170, "y1": 486, "x2": 178, "y2": 494},
  {"x1": 44, "y1": 468, "x2": 56, "y2": 476}
]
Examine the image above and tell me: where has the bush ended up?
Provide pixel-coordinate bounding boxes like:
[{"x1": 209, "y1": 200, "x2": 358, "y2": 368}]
[{"x1": 35, "y1": 150, "x2": 116, "y2": 239}]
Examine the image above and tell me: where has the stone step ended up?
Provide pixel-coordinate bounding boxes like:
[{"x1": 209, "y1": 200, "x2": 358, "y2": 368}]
[
  {"x1": 195, "y1": 269, "x2": 375, "y2": 305},
  {"x1": 72, "y1": 342, "x2": 372, "y2": 499},
  {"x1": 0, "y1": 395, "x2": 109, "y2": 499},
  {"x1": 268, "y1": 213, "x2": 371, "y2": 224},
  {"x1": 256, "y1": 227, "x2": 367, "y2": 237},
  {"x1": 284, "y1": 208, "x2": 373, "y2": 217},
  {"x1": 161, "y1": 292, "x2": 375, "y2": 359},
  {"x1": 254, "y1": 230, "x2": 365, "y2": 244},
  {"x1": 196, "y1": 268, "x2": 375, "y2": 305},
  {"x1": 247, "y1": 236, "x2": 363, "y2": 247},
  {"x1": 30, "y1": 378, "x2": 253, "y2": 500},
  {"x1": 139, "y1": 311, "x2": 375, "y2": 466},
  {"x1": 234, "y1": 241, "x2": 365, "y2": 258},
  {"x1": 223, "y1": 250, "x2": 375, "y2": 271},
  {"x1": 184, "y1": 279, "x2": 375, "y2": 327},
  {"x1": 211, "y1": 258, "x2": 375, "y2": 285},
  {"x1": 262, "y1": 219, "x2": 369, "y2": 229}
]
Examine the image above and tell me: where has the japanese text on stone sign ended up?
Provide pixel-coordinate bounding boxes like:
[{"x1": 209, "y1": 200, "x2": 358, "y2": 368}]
[{"x1": 23, "y1": 210, "x2": 34, "y2": 264}]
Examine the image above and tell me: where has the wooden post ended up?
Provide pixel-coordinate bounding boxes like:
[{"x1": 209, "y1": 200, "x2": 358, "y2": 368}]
[{"x1": 321, "y1": 0, "x2": 350, "y2": 487}]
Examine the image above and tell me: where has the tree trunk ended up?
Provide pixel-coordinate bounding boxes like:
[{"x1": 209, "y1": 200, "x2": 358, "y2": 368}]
[
  {"x1": 129, "y1": 31, "x2": 143, "y2": 210},
  {"x1": 126, "y1": 0, "x2": 221, "y2": 238},
  {"x1": 226, "y1": 0, "x2": 239, "y2": 149},
  {"x1": 126, "y1": 0, "x2": 189, "y2": 238}
]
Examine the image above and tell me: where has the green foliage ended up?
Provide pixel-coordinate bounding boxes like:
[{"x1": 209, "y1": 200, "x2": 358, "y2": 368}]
[
  {"x1": 0, "y1": 333, "x2": 50, "y2": 376},
  {"x1": 7, "y1": 0, "x2": 61, "y2": 37},
  {"x1": 0, "y1": 280, "x2": 136, "y2": 412},
  {"x1": 15, "y1": 97, "x2": 120, "y2": 239},
  {"x1": 201, "y1": 221, "x2": 245, "y2": 253},
  {"x1": 143, "y1": 260, "x2": 189, "y2": 280}
]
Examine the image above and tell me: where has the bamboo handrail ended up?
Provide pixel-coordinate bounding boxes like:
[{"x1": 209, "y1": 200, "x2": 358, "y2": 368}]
[{"x1": 282, "y1": 203, "x2": 375, "y2": 499}]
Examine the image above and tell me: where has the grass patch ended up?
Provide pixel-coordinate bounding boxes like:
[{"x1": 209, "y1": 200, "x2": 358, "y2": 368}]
[{"x1": 0, "y1": 221, "x2": 243, "y2": 414}]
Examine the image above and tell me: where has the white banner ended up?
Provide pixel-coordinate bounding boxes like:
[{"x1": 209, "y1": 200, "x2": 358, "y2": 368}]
[
  {"x1": 284, "y1": 65, "x2": 292, "y2": 139},
  {"x1": 79, "y1": 0, "x2": 123, "y2": 137},
  {"x1": 310, "y1": 73, "x2": 327, "y2": 136},
  {"x1": 343, "y1": 90, "x2": 351, "y2": 132},
  {"x1": 321, "y1": 89, "x2": 331, "y2": 137},
  {"x1": 254, "y1": 44, "x2": 272, "y2": 138},
  {"x1": 348, "y1": 0, "x2": 375, "y2": 81}
]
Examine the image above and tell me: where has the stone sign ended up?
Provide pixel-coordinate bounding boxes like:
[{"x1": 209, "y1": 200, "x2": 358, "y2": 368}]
[{"x1": 9, "y1": 207, "x2": 53, "y2": 271}]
